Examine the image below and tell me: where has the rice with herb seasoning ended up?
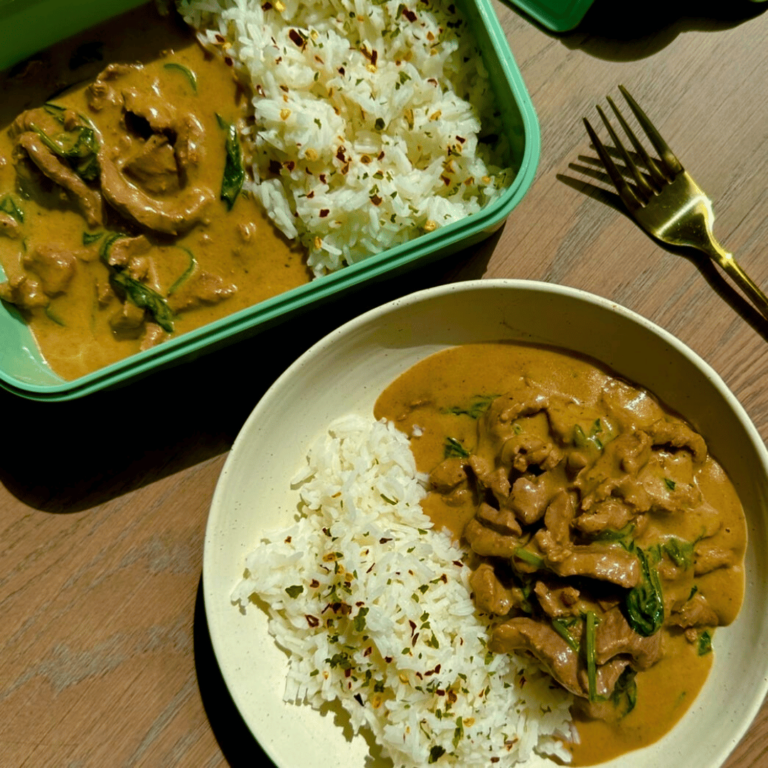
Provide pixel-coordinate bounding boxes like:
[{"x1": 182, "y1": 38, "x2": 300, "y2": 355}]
[
  {"x1": 178, "y1": 0, "x2": 513, "y2": 276},
  {"x1": 232, "y1": 414, "x2": 574, "y2": 766}
]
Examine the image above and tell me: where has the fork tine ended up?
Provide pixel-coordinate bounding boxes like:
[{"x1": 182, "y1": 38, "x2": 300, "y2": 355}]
[
  {"x1": 606, "y1": 96, "x2": 666, "y2": 188},
  {"x1": 595, "y1": 104, "x2": 655, "y2": 199},
  {"x1": 619, "y1": 84, "x2": 684, "y2": 177},
  {"x1": 583, "y1": 117, "x2": 644, "y2": 211}
]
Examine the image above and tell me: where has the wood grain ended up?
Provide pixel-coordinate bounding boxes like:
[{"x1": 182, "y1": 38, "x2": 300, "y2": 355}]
[{"x1": 2, "y1": 0, "x2": 768, "y2": 765}]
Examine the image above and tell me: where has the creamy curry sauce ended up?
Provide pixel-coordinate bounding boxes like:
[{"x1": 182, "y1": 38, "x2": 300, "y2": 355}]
[
  {"x1": 374, "y1": 342, "x2": 746, "y2": 765},
  {"x1": 0, "y1": 3, "x2": 309, "y2": 381}
]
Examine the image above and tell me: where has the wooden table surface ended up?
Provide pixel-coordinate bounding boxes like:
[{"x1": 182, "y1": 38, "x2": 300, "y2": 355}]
[{"x1": 2, "y1": 1, "x2": 768, "y2": 765}]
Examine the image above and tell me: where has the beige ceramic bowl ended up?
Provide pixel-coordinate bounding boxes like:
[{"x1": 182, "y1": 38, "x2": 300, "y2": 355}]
[{"x1": 204, "y1": 279, "x2": 768, "y2": 768}]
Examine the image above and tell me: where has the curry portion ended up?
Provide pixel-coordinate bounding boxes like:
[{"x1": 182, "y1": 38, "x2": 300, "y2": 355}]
[
  {"x1": 374, "y1": 342, "x2": 746, "y2": 764},
  {"x1": 0, "y1": 4, "x2": 309, "y2": 381}
]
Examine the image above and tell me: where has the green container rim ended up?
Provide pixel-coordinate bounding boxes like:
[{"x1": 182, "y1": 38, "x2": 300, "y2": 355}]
[{"x1": 0, "y1": 0, "x2": 541, "y2": 401}]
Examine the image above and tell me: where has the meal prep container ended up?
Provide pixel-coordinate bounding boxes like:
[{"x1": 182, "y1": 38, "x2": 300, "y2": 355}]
[{"x1": 0, "y1": 0, "x2": 541, "y2": 401}]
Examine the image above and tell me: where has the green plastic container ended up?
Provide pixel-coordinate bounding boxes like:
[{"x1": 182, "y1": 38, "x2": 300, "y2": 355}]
[
  {"x1": 0, "y1": 0, "x2": 540, "y2": 401},
  {"x1": 508, "y1": 0, "x2": 595, "y2": 31}
]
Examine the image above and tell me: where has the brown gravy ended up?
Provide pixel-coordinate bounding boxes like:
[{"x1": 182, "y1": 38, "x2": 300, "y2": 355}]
[
  {"x1": 0, "y1": 3, "x2": 310, "y2": 380},
  {"x1": 374, "y1": 342, "x2": 746, "y2": 764}
]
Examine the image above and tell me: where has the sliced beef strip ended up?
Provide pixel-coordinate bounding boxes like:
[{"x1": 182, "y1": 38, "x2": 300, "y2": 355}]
[
  {"x1": 489, "y1": 617, "x2": 584, "y2": 696},
  {"x1": 0, "y1": 212, "x2": 21, "y2": 239},
  {"x1": 533, "y1": 580, "x2": 582, "y2": 619},
  {"x1": 167, "y1": 271, "x2": 237, "y2": 311},
  {"x1": 16, "y1": 132, "x2": 103, "y2": 227},
  {"x1": 464, "y1": 518, "x2": 520, "y2": 559},
  {"x1": 475, "y1": 502, "x2": 522, "y2": 537},
  {"x1": 647, "y1": 419, "x2": 707, "y2": 463},
  {"x1": 594, "y1": 606, "x2": 663, "y2": 670},
  {"x1": 668, "y1": 592, "x2": 720, "y2": 628},
  {"x1": 470, "y1": 563, "x2": 521, "y2": 616},
  {"x1": 22, "y1": 244, "x2": 77, "y2": 296}
]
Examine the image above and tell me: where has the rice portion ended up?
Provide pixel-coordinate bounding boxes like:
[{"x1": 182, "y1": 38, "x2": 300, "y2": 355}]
[
  {"x1": 178, "y1": 0, "x2": 514, "y2": 276},
  {"x1": 232, "y1": 414, "x2": 574, "y2": 767}
]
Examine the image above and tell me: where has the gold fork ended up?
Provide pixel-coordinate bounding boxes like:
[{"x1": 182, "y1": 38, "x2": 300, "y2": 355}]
[{"x1": 584, "y1": 85, "x2": 768, "y2": 322}]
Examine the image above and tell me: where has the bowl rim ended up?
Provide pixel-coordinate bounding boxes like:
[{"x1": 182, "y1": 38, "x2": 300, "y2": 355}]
[{"x1": 204, "y1": 277, "x2": 768, "y2": 768}]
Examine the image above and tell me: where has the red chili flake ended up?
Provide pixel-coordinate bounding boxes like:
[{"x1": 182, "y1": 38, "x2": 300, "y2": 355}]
[
  {"x1": 224, "y1": 57, "x2": 233, "y2": 67},
  {"x1": 440, "y1": 176, "x2": 451, "y2": 186},
  {"x1": 384, "y1": 656, "x2": 393, "y2": 663},
  {"x1": 315, "y1": 55, "x2": 324, "y2": 64},
  {"x1": 285, "y1": 160, "x2": 295, "y2": 171},
  {"x1": 215, "y1": 33, "x2": 225, "y2": 43},
  {"x1": 364, "y1": 646, "x2": 373, "y2": 657},
  {"x1": 456, "y1": 135, "x2": 466, "y2": 143},
  {"x1": 284, "y1": 535, "x2": 292, "y2": 543},
  {"x1": 377, "y1": 151, "x2": 385, "y2": 160},
  {"x1": 366, "y1": 562, "x2": 375, "y2": 573},
  {"x1": 371, "y1": 49, "x2": 378, "y2": 66},
  {"x1": 338, "y1": 66, "x2": 346, "y2": 75},
  {"x1": 416, "y1": 671, "x2": 423, "y2": 680},
  {"x1": 435, "y1": 663, "x2": 441, "y2": 673},
  {"x1": 401, "y1": 7, "x2": 417, "y2": 21},
  {"x1": 289, "y1": 28, "x2": 306, "y2": 49},
  {"x1": 256, "y1": 84, "x2": 265, "y2": 97},
  {"x1": 436, "y1": 689, "x2": 446, "y2": 696},
  {"x1": 447, "y1": 689, "x2": 457, "y2": 703},
  {"x1": 409, "y1": 620, "x2": 417, "y2": 635},
  {"x1": 319, "y1": 173, "x2": 327, "y2": 183},
  {"x1": 319, "y1": 209, "x2": 330, "y2": 217},
  {"x1": 452, "y1": 561, "x2": 463, "y2": 568},
  {"x1": 379, "y1": 537, "x2": 392, "y2": 544},
  {"x1": 370, "y1": 195, "x2": 382, "y2": 206},
  {"x1": 262, "y1": 2, "x2": 272, "y2": 9},
  {"x1": 412, "y1": 633, "x2": 419, "y2": 646},
  {"x1": 310, "y1": 579, "x2": 320, "y2": 588},
  {"x1": 344, "y1": 668, "x2": 352, "y2": 678},
  {"x1": 491, "y1": 759, "x2": 500, "y2": 764},
  {"x1": 354, "y1": 693, "x2": 364, "y2": 705},
  {"x1": 306, "y1": 615, "x2": 319, "y2": 627},
  {"x1": 269, "y1": 160, "x2": 282, "y2": 174},
  {"x1": 307, "y1": 191, "x2": 315, "y2": 199},
  {"x1": 428, "y1": 78, "x2": 438, "y2": 86},
  {"x1": 336, "y1": 146, "x2": 347, "y2": 163},
  {"x1": 280, "y1": 84, "x2": 289, "y2": 92}
]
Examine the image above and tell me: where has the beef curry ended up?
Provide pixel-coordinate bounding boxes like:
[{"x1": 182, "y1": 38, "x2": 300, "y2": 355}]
[
  {"x1": 374, "y1": 342, "x2": 747, "y2": 764},
  {"x1": 0, "y1": 3, "x2": 309, "y2": 381}
]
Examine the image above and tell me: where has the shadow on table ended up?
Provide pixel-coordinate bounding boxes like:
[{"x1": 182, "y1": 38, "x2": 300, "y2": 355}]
[
  {"x1": 557, "y1": 167, "x2": 768, "y2": 340},
  {"x1": 0, "y1": 234, "x2": 500, "y2": 515},
  {"x1": 193, "y1": 579, "x2": 271, "y2": 767},
  {"x1": 509, "y1": 0, "x2": 767, "y2": 62}
]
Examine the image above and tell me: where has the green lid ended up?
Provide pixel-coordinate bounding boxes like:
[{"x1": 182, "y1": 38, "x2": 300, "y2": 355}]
[{"x1": 508, "y1": 0, "x2": 595, "y2": 31}]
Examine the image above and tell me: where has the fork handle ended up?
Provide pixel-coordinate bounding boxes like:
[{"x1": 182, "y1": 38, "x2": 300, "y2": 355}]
[{"x1": 710, "y1": 249, "x2": 768, "y2": 322}]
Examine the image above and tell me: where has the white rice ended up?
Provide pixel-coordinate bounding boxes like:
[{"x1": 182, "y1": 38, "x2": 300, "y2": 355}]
[
  {"x1": 232, "y1": 415, "x2": 574, "y2": 767},
  {"x1": 178, "y1": 0, "x2": 514, "y2": 276}
]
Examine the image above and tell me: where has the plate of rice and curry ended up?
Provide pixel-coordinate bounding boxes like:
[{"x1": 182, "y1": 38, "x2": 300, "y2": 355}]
[
  {"x1": 0, "y1": 0, "x2": 537, "y2": 399},
  {"x1": 205, "y1": 280, "x2": 768, "y2": 768}
]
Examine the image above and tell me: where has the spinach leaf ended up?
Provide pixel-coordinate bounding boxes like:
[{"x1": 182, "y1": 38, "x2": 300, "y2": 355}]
[
  {"x1": 573, "y1": 418, "x2": 609, "y2": 451},
  {"x1": 163, "y1": 62, "x2": 198, "y2": 92},
  {"x1": 698, "y1": 630, "x2": 713, "y2": 656},
  {"x1": 31, "y1": 118, "x2": 100, "y2": 182},
  {"x1": 82, "y1": 231, "x2": 104, "y2": 245},
  {"x1": 443, "y1": 436, "x2": 469, "y2": 459},
  {"x1": 611, "y1": 666, "x2": 638, "y2": 717},
  {"x1": 591, "y1": 522, "x2": 635, "y2": 545},
  {"x1": 100, "y1": 233, "x2": 175, "y2": 333},
  {"x1": 551, "y1": 617, "x2": 580, "y2": 652},
  {"x1": 216, "y1": 114, "x2": 245, "y2": 210},
  {"x1": 513, "y1": 547, "x2": 544, "y2": 570},
  {"x1": 168, "y1": 246, "x2": 197, "y2": 295},
  {"x1": 624, "y1": 547, "x2": 664, "y2": 637},
  {"x1": 663, "y1": 537, "x2": 695, "y2": 570},
  {"x1": 442, "y1": 394, "x2": 498, "y2": 419},
  {"x1": 584, "y1": 611, "x2": 599, "y2": 702},
  {"x1": 0, "y1": 194, "x2": 24, "y2": 223},
  {"x1": 110, "y1": 271, "x2": 175, "y2": 333}
]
